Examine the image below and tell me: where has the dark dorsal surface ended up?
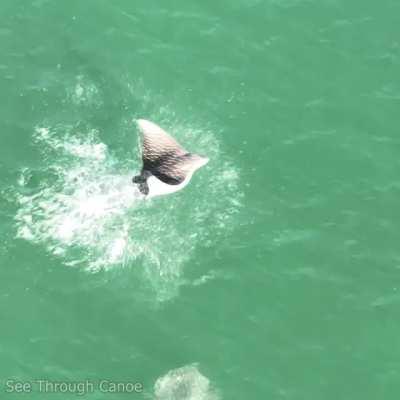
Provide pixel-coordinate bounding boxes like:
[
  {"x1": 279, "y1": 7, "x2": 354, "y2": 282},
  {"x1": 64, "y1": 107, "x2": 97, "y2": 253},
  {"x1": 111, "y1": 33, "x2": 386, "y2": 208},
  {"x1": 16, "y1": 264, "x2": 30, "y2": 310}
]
[{"x1": 137, "y1": 119, "x2": 207, "y2": 185}]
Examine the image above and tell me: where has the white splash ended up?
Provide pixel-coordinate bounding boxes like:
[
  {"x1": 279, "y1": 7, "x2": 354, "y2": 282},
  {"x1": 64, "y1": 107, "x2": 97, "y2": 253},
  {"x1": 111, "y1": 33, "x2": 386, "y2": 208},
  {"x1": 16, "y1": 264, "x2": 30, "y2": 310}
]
[
  {"x1": 16, "y1": 126, "x2": 140, "y2": 271},
  {"x1": 15, "y1": 114, "x2": 242, "y2": 301},
  {"x1": 154, "y1": 365, "x2": 218, "y2": 400}
]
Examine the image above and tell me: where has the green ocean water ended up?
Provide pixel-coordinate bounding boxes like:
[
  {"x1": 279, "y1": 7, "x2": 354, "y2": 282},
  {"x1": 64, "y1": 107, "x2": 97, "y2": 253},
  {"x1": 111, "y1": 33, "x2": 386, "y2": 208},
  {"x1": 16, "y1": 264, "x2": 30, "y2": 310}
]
[{"x1": 1, "y1": 0, "x2": 400, "y2": 398}]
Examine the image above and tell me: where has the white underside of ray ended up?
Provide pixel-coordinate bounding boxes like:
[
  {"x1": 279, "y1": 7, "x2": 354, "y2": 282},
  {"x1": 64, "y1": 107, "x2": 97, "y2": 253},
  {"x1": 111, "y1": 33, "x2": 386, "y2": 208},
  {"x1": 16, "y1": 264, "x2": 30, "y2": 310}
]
[
  {"x1": 146, "y1": 174, "x2": 193, "y2": 198},
  {"x1": 136, "y1": 119, "x2": 209, "y2": 198}
]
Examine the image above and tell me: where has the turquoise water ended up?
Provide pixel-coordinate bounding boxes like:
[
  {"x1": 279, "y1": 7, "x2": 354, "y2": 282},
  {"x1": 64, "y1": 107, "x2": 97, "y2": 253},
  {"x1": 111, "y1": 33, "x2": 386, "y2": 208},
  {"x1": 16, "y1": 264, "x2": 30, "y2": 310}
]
[{"x1": 1, "y1": 0, "x2": 400, "y2": 398}]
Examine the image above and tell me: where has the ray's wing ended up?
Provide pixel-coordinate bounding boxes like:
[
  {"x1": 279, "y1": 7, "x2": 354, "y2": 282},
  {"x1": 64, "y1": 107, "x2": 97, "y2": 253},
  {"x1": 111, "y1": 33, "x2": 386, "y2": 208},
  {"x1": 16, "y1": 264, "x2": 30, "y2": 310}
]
[
  {"x1": 136, "y1": 119, "x2": 209, "y2": 185},
  {"x1": 155, "y1": 153, "x2": 209, "y2": 185},
  {"x1": 137, "y1": 119, "x2": 187, "y2": 184},
  {"x1": 137, "y1": 119, "x2": 187, "y2": 162}
]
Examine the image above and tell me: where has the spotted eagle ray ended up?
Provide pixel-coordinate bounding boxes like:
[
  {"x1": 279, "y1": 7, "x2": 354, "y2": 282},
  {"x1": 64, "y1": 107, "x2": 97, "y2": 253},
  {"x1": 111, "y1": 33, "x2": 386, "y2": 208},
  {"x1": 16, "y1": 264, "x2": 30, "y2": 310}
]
[{"x1": 132, "y1": 119, "x2": 209, "y2": 198}]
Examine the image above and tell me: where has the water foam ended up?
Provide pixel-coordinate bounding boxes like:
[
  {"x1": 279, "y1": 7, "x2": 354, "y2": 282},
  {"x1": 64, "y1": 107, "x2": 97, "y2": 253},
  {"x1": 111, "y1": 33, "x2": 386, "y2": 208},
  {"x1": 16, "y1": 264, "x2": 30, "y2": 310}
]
[
  {"x1": 15, "y1": 109, "x2": 242, "y2": 300},
  {"x1": 16, "y1": 126, "x2": 140, "y2": 271},
  {"x1": 154, "y1": 365, "x2": 218, "y2": 400}
]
